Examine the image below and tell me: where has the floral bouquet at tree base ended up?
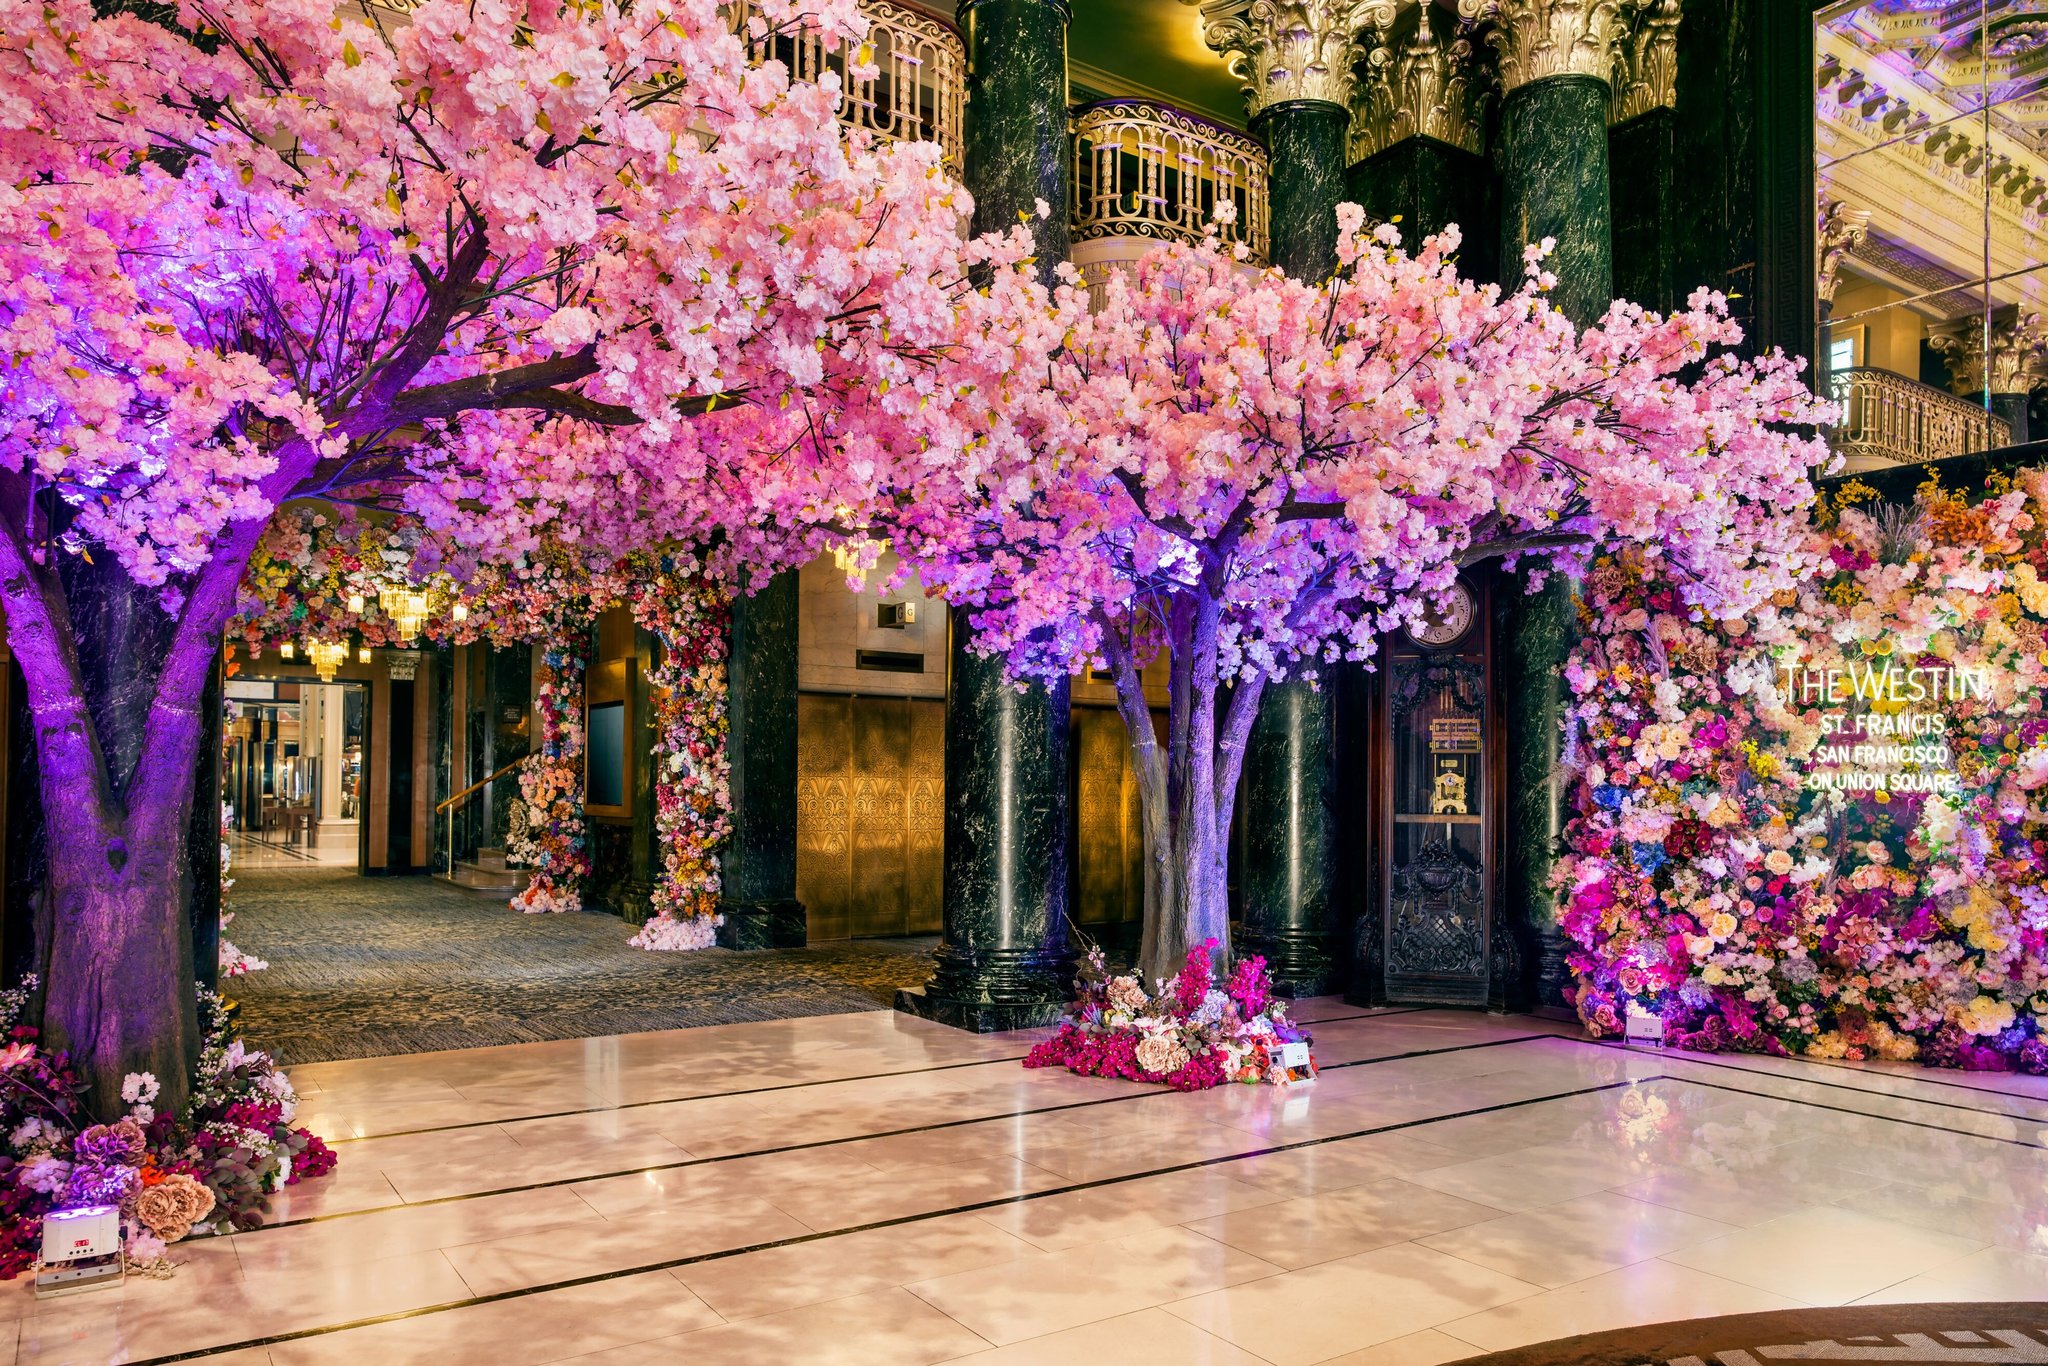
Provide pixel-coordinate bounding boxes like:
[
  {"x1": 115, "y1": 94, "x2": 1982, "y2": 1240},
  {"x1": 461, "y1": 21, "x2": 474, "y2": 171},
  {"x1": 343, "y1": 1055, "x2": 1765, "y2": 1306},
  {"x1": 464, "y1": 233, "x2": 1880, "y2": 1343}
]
[{"x1": 1024, "y1": 941, "x2": 1313, "y2": 1091}]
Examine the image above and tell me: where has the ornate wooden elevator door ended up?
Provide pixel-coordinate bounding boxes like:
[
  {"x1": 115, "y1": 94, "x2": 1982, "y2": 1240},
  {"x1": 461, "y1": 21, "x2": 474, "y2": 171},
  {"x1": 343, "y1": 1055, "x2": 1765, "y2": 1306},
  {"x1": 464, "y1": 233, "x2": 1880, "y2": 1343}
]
[{"x1": 1380, "y1": 577, "x2": 1499, "y2": 1007}]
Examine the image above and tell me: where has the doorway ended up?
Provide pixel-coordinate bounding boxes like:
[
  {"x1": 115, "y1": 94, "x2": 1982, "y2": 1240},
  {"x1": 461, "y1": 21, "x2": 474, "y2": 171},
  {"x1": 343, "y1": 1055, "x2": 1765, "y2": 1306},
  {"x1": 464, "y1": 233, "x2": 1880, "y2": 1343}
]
[{"x1": 224, "y1": 678, "x2": 366, "y2": 871}]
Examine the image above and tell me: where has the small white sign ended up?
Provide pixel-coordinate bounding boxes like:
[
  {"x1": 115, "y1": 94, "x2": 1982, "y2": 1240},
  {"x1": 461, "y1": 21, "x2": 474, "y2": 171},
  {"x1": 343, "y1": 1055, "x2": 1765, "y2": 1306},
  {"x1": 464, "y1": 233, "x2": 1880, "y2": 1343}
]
[
  {"x1": 1624, "y1": 1007, "x2": 1665, "y2": 1046},
  {"x1": 1275, "y1": 1040, "x2": 1316, "y2": 1085}
]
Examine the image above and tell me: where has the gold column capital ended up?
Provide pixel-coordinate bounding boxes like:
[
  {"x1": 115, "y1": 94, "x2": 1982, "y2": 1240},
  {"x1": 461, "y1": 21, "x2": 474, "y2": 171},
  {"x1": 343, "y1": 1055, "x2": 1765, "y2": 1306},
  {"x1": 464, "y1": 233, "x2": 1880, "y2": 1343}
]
[
  {"x1": 1191, "y1": 0, "x2": 1397, "y2": 120},
  {"x1": 1608, "y1": 0, "x2": 1679, "y2": 123},
  {"x1": 1455, "y1": 0, "x2": 1626, "y2": 96},
  {"x1": 1931, "y1": 315, "x2": 2048, "y2": 396},
  {"x1": 1351, "y1": 3, "x2": 1491, "y2": 159},
  {"x1": 1816, "y1": 196, "x2": 1870, "y2": 309}
]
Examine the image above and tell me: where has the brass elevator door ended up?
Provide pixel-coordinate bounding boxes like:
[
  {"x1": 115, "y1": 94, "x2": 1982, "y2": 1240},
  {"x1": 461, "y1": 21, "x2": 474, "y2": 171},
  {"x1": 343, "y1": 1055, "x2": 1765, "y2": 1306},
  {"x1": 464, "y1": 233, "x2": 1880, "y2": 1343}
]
[{"x1": 795, "y1": 694, "x2": 943, "y2": 939}]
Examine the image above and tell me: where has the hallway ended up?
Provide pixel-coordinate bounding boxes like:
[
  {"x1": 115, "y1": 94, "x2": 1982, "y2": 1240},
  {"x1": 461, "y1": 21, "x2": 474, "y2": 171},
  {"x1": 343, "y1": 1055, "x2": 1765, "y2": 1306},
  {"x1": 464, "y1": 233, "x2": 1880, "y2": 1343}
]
[{"x1": 225, "y1": 868, "x2": 939, "y2": 1063}]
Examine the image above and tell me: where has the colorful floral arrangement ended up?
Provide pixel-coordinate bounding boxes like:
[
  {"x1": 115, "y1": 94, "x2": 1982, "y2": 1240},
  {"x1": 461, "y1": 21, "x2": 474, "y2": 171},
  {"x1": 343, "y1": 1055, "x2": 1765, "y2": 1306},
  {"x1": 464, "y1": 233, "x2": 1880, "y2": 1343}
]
[
  {"x1": 0, "y1": 985, "x2": 334, "y2": 1278},
  {"x1": 1024, "y1": 941, "x2": 1315, "y2": 1091},
  {"x1": 509, "y1": 643, "x2": 592, "y2": 914},
  {"x1": 627, "y1": 560, "x2": 731, "y2": 951},
  {"x1": 1558, "y1": 471, "x2": 2048, "y2": 1071}
]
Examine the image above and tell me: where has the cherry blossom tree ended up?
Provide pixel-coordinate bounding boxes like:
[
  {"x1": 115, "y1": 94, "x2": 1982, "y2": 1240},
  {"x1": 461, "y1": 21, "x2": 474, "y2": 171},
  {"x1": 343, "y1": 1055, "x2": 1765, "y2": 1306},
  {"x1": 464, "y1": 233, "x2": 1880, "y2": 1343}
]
[
  {"x1": 894, "y1": 214, "x2": 1837, "y2": 988},
  {"x1": 0, "y1": 0, "x2": 981, "y2": 1111}
]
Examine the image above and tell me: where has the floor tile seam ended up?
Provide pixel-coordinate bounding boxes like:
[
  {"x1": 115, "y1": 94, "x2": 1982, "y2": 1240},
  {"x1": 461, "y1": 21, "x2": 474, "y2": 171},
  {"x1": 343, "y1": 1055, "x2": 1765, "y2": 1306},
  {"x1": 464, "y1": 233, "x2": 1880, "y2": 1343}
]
[
  {"x1": 1657, "y1": 1072, "x2": 2048, "y2": 1150},
  {"x1": 315, "y1": 1010, "x2": 1414, "y2": 1146},
  {"x1": 128, "y1": 1073, "x2": 1653, "y2": 1366},
  {"x1": 1572, "y1": 1035, "x2": 2048, "y2": 1126},
  {"x1": 239, "y1": 1034, "x2": 1565, "y2": 1237}
]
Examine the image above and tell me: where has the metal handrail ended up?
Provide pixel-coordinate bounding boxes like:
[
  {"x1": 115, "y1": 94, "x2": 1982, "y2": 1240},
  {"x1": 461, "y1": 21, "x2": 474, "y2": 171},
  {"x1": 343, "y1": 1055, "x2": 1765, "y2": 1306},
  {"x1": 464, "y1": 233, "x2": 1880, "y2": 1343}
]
[
  {"x1": 436, "y1": 757, "x2": 527, "y2": 814},
  {"x1": 438, "y1": 756, "x2": 527, "y2": 877}
]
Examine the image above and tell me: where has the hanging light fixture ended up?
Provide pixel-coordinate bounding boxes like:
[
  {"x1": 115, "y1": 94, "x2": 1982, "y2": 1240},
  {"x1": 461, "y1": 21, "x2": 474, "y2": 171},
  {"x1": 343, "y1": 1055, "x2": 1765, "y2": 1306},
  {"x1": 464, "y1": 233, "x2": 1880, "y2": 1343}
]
[
  {"x1": 358, "y1": 643, "x2": 373, "y2": 664},
  {"x1": 451, "y1": 601, "x2": 469, "y2": 623},
  {"x1": 279, "y1": 641, "x2": 295, "y2": 660},
  {"x1": 347, "y1": 591, "x2": 365, "y2": 614},
  {"x1": 387, "y1": 587, "x2": 430, "y2": 642},
  {"x1": 307, "y1": 640, "x2": 348, "y2": 682}
]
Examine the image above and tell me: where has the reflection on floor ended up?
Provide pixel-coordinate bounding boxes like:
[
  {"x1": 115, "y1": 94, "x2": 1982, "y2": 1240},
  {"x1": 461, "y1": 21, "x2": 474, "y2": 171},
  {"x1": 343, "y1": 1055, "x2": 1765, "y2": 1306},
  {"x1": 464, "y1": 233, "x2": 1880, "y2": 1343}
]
[
  {"x1": 14, "y1": 1007, "x2": 2048, "y2": 1365},
  {"x1": 225, "y1": 868, "x2": 938, "y2": 1064},
  {"x1": 228, "y1": 827, "x2": 361, "y2": 870}
]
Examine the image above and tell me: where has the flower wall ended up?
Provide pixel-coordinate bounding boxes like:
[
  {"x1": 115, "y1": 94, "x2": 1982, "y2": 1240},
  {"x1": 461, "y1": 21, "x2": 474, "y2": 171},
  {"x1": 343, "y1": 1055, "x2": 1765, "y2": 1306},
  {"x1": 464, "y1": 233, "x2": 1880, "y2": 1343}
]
[
  {"x1": 1560, "y1": 473, "x2": 2048, "y2": 1071},
  {"x1": 627, "y1": 565, "x2": 731, "y2": 952},
  {"x1": 509, "y1": 644, "x2": 592, "y2": 914}
]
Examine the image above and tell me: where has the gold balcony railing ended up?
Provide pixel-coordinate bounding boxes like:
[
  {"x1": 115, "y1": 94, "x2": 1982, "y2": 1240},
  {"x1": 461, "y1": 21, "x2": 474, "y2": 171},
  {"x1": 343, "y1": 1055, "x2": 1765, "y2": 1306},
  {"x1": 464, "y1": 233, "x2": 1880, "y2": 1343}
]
[
  {"x1": 736, "y1": 0, "x2": 964, "y2": 173},
  {"x1": 1829, "y1": 367, "x2": 2012, "y2": 468},
  {"x1": 1070, "y1": 99, "x2": 1270, "y2": 266}
]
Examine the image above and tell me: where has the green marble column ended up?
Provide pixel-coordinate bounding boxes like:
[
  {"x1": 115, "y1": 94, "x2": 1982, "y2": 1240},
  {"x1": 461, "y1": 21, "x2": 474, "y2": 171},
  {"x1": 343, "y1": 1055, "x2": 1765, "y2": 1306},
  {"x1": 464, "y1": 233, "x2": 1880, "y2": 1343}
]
[
  {"x1": 615, "y1": 626, "x2": 662, "y2": 924},
  {"x1": 960, "y1": 0, "x2": 1071, "y2": 280},
  {"x1": 901, "y1": 0, "x2": 1074, "y2": 1027},
  {"x1": 1502, "y1": 569, "x2": 1575, "y2": 1010},
  {"x1": 1237, "y1": 98, "x2": 1352, "y2": 998},
  {"x1": 1495, "y1": 66, "x2": 1612, "y2": 1012},
  {"x1": 717, "y1": 571, "x2": 805, "y2": 949},
  {"x1": 898, "y1": 607, "x2": 1074, "y2": 1029},
  {"x1": 1496, "y1": 74, "x2": 1612, "y2": 327},
  {"x1": 1345, "y1": 138, "x2": 1499, "y2": 287},
  {"x1": 1242, "y1": 679, "x2": 1338, "y2": 995},
  {"x1": 1258, "y1": 102, "x2": 1352, "y2": 284},
  {"x1": 1610, "y1": 107, "x2": 1677, "y2": 314}
]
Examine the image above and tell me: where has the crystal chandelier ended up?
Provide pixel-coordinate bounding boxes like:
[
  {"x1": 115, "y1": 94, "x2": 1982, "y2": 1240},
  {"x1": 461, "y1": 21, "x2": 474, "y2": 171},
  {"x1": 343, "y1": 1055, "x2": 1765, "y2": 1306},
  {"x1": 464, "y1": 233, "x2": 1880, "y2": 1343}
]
[
  {"x1": 379, "y1": 584, "x2": 431, "y2": 641},
  {"x1": 307, "y1": 639, "x2": 349, "y2": 682}
]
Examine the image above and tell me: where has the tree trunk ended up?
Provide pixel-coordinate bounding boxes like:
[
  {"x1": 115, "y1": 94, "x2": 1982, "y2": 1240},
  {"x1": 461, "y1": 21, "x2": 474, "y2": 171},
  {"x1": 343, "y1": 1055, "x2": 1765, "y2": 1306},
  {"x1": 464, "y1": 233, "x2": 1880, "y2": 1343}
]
[
  {"x1": 1102, "y1": 591, "x2": 1262, "y2": 990},
  {"x1": 42, "y1": 830, "x2": 198, "y2": 1120}
]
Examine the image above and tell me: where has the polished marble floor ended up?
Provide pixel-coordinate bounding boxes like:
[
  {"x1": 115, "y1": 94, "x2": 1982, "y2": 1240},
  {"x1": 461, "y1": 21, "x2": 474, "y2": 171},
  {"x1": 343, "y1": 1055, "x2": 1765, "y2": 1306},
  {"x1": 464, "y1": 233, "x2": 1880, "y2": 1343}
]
[
  {"x1": 227, "y1": 827, "x2": 360, "y2": 870},
  {"x1": 12, "y1": 1005, "x2": 2048, "y2": 1366}
]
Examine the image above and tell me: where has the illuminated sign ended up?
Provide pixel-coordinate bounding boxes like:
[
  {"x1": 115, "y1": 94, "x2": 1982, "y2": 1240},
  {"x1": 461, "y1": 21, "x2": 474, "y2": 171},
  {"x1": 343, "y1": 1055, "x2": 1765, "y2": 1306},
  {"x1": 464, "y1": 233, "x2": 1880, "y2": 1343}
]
[{"x1": 1780, "y1": 663, "x2": 1985, "y2": 796}]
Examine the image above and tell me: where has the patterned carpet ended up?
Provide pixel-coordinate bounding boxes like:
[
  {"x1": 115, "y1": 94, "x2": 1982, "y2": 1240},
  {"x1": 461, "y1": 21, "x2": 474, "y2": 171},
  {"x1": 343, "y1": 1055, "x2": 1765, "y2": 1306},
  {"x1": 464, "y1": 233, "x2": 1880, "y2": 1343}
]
[
  {"x1": 225, "y1": 869, "x2": 940, "y2": 1064},
  {"x1": 1447, "y1": 1304, "x2": 2048, "y2": 1365}
]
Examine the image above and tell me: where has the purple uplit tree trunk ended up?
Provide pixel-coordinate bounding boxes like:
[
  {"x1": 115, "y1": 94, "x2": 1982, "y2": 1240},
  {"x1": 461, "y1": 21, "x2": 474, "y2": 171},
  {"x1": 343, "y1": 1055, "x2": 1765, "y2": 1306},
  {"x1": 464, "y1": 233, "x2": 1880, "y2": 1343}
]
[
  {"x1": 0, "y1": 462, "x2": 303, "y2": 1119},
  {"x1": 1097, "y1": 591, "x2": 1267, "y2": 989}
]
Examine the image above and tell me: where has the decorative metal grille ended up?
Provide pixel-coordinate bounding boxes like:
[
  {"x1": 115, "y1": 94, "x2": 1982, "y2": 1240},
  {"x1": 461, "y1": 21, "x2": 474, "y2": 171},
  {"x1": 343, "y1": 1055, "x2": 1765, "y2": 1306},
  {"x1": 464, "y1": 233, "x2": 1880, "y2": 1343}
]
[
  {"x1": 1829, "y1": 366, "x2": 2011, "y2": 467},
  {"x1": 1070, "y1": 99, "x2": 1270, "y2": 266},
  {"x1": 735, "y1": 0, "x2": 965, "y2": 173}
]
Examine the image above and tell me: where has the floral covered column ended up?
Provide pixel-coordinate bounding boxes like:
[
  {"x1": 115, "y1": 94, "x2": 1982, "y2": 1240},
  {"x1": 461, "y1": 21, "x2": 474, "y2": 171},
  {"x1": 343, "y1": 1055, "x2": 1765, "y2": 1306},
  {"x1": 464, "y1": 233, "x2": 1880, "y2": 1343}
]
[
  {"x1": 898, "y1": 0, "x2": 1076, "y2": 1029},
  {"x1": 1198, "y1": 0, "x2": 1385, "y2": 995}
]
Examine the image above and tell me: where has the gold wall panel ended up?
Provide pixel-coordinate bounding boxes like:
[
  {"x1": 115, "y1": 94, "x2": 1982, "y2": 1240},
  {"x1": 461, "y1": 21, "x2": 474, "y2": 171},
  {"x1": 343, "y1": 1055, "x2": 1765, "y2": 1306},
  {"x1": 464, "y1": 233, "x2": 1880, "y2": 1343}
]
[
  {"x1": 796, "y1": 694, "x2": 943, "y2": 938},
  {"x1": 1073, "y1": 706, "x2": 1145, "y2": 926}
]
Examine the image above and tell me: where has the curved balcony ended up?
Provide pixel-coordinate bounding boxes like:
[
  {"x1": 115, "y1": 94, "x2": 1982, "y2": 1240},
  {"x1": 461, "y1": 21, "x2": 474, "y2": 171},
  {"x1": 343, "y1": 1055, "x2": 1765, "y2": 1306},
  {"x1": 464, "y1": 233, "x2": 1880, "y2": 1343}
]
[
  {"x1": 1069, "y1": 99, "x2": 1270, "y2": 305},
  {"x1": 736, "y1": 0, "x2": 965, "y2": 173},
  {"x1": 1829, "y1": 366, "x2": 2012, "y2": 470}
]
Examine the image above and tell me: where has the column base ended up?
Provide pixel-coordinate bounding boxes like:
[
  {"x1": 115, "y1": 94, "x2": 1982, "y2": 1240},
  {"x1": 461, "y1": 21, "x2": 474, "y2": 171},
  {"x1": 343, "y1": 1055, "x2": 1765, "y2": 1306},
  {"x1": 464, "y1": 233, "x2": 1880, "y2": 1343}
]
[
  {"x1": 612, "y1": 879, "x2": 658, "y2": 926},
  {"x1": 715, "y1": 897, "x2": 807, "y2": 950},
  {"x1": 894, "y1": 987, "x2": 1069, "y2": 1033},
  {"x1": 1238, "y1": 930, "x2": 1337, "y2": 999},
  {"x1": 1532, "y1": 923, "x2": 1573, "y2": 1014},
  {"x1": 894, "y1": 942, "x2": 1074, "y2": 1033}
]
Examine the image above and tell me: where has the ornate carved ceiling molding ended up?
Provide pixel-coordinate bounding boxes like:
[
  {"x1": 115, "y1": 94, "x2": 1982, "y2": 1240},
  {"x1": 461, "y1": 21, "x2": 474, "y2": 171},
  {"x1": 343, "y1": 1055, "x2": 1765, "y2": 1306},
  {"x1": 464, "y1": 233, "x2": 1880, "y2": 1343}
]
[
  {"x1": 1454, "y1": 0, "x2": 1626, "y2": 96},
  {"x1": 1818, "y1": 197, "x2": 1872, "y2": 309},
  {"x1": 1190, "y1": 0, "x2": 1397, "y2": 118},
  {"x1": 1350, "y1": 3, "x2": 1491, "y2": 159},
  {"x1": 1931, "y1": 314, "x2": 2048, "y2": 395}
]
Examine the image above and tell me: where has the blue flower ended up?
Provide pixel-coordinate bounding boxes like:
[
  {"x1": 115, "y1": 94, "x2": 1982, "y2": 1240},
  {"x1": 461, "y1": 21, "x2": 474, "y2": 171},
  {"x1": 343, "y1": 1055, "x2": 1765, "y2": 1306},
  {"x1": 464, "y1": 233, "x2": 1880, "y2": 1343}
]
[
  {"x1": 1630, "y1": 842, "x2": 1668, "y2": 875},
  {"x1": 1594, "y1": 784, "x2": 1628, "y2": 810}
]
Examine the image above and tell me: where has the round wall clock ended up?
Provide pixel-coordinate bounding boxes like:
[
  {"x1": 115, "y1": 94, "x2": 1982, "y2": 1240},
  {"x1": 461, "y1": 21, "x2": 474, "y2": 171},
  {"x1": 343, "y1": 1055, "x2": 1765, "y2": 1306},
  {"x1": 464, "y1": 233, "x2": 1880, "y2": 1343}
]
[{"x1": 1408, "y1": 580, "x2": 1475, "y2": 649}]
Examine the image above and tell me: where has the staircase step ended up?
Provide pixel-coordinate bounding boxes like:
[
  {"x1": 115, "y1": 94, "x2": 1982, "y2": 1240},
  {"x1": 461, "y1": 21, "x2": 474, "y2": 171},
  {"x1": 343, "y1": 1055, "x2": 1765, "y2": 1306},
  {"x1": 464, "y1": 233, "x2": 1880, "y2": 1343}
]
[
  {"x1": 472, "y1": 851, "x2": 514, "y2": 872},
  {"x1": 448, "y1": 861, "x2": 533, "y2": 894}
]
